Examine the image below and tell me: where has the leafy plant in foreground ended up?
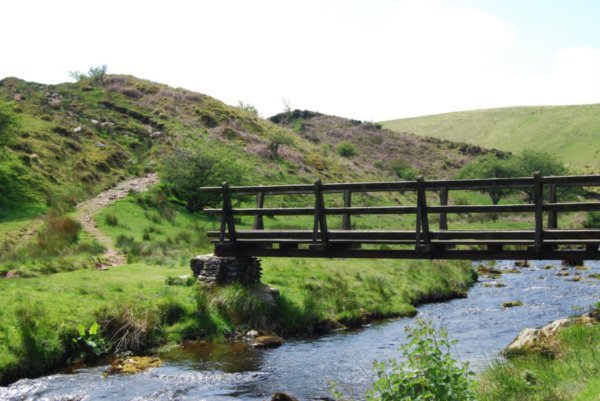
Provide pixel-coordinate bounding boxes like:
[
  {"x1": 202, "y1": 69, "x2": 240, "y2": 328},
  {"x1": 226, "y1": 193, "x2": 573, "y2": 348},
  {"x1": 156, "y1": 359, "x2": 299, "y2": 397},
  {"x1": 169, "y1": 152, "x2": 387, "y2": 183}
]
[
  {"x1": 71, "y1": 322, "x2": 108, "y2": 358},
  {"x1": 366, "y1": 319, "x2": 475, "y2": 401}
]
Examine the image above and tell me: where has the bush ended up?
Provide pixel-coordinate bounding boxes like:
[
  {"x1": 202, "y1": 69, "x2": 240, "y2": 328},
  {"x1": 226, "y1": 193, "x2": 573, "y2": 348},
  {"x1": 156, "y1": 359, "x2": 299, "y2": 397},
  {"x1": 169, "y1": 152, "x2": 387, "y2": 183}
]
[
  {"x1": 336, "y1": 141, "x2": 357, "y2": 158},
  {"x1": 105, "y1": 213, "x2": 119, "y2": 226},
  {"x1": 267, "y1": 130, "x2": 294, "y2": 157},
  {"x1": 160, "y1": 148, "x2": 245, "y2": 212},
  {"x1": 390, "y1": 159, "x2": 418, "y2": 180},
  {"x1": 97, "y1": 304, "x2": 161, "y2": 352},
  {"x1": 584, "y1": 212, "x2": 600, "y2": 228},
  {"x1": 365, "y1": 319, "x2": 475, "y2": 401},
  {"x1": 458, "y1": 154, "x2": 521, "y2": 204},
  {"x1": 37, "y1": 216, "x2": 81, "y2": 253}
]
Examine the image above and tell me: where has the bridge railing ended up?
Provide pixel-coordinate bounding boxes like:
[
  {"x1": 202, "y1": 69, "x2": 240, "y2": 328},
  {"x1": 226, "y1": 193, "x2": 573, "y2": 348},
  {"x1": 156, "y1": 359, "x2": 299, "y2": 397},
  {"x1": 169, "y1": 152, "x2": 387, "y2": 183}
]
[{"x1": 199, "y1": 174, "x2": 600, "y2": 260}]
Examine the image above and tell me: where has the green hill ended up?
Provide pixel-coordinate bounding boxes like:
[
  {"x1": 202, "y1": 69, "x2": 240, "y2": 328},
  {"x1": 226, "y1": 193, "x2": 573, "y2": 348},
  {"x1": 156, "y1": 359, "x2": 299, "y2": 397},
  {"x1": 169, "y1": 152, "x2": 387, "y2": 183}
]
[{"x1": 381, "y1": 104, "x2": 600, "y2": 173}]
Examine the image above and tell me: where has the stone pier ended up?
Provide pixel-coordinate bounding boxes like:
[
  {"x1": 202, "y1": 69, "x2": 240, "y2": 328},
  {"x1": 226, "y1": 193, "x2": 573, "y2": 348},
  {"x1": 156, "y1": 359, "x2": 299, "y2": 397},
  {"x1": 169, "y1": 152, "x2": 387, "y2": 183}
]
[{"x1": 190, "y1": 255, "x2": 262, "y2": 285}]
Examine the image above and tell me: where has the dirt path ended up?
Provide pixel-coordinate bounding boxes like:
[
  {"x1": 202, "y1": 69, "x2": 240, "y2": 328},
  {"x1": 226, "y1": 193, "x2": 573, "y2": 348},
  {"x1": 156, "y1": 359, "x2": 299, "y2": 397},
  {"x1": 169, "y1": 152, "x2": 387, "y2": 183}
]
[{"x1": 75, "y1": 173, "x2": 159, "y2": 267}]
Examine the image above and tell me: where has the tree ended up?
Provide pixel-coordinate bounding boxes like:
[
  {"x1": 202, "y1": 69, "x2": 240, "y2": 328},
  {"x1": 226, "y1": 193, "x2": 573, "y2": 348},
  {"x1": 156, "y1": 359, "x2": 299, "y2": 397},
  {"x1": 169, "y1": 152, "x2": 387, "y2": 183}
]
[
  {"x1": 516, "y1": 150, "x2": 567, "y2": 202},
  {"x1": 267, "y1": 130, "x2": 294, "y2": 158},
  {"x1": 160, "y1": 148, "x2": 245, "y2": 212},
  {"x1": 458, "y1": 154, "x2": 521, "y2": 204},
  {"x1": 68, "y1": 64, "x2": 107, "y2": 86},
  {"x1": 0, "y1": 101, "x2": 18, "y2": 147}
]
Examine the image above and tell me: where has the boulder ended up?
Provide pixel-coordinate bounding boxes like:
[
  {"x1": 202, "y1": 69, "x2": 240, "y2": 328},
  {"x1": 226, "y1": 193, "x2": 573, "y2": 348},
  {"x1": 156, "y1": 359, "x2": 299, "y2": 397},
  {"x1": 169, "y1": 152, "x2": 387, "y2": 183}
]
[
  {"x1": 104, "y1": 356, "x2": 162, "y2": 375},
  {"x1": 271, "y1": 393, "x2": 299, "y2": 401},
  {"x1": 502, "y1": 300, "x2": 523, "y2": 308},
  {"x1": 514, "y1": 261, "x2": 530, "y2": 268},
  {"x1": 503, "y1": 315, "x2": 597, "y2": 356},
  {"x1": 249, "y1": 335, "x2": 284, "y2": 349}
]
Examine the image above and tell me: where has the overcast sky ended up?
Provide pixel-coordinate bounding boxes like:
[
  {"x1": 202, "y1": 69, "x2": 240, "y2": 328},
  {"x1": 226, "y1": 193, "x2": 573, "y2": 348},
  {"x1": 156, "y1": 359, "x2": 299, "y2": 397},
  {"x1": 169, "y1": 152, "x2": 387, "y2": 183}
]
[{"x1": 1, "y1": 0, "x2": 599, "y2": 120}]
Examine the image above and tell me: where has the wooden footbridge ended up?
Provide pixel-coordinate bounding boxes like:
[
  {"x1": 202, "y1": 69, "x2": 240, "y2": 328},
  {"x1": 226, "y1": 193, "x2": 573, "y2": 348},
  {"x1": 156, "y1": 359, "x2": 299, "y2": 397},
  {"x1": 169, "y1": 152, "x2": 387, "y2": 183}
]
[{"x1": 201, "y1": 174, "x2": 600, "y2": 260}]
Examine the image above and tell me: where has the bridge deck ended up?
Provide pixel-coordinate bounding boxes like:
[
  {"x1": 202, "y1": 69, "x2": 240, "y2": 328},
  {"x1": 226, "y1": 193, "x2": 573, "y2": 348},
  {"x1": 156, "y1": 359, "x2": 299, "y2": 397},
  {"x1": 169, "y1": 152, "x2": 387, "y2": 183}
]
[{"x1": 200, "y1": 174, "x2": 600, "y2": 260}]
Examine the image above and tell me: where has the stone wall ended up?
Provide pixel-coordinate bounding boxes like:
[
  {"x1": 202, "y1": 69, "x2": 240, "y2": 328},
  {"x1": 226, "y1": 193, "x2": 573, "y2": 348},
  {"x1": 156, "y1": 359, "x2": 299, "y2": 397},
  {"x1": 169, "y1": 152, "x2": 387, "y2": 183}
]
[{"x1": 190, "y1": 255, "x2": 262, "y2": 285}]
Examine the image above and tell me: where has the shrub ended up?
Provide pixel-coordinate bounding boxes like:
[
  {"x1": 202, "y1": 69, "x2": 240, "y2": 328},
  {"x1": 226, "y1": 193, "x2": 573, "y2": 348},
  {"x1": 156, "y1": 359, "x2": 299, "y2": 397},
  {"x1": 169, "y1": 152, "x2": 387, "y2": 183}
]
[
  {"x1": 336, "y1": 141, "x2": 357, "y2": 158},
  {"x1": 37, "y1": 216, "x2": 81, "y2": 252},
  {"x1": 390, "y1": 159, "x2": 418, "y2": 180},
  {"x1": 267, "y1": 130, "x2": 294, "y2": 157},
  {"x1": 584, "y1": 212, "x2": 600, "y2": 228},
  {"x1": 97, "y1": 304, "x2": 161, "y2": 352},
  {"x1": 105, "y1": 213, "x2": 119, "y2": 226},
  {"x1": 365, "y1": 319, "x2": 475, "y2": 401},
  {"x1": 458, "y1": 154, "x2": 521, "y2": 204}
]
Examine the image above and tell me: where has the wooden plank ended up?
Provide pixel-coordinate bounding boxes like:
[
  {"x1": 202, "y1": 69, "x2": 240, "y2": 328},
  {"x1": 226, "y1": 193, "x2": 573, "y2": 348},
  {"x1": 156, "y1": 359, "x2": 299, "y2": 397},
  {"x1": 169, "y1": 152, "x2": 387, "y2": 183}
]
[
  {"x1": 547, "y1": 184, "x2": 557, "y2": 229},
  {"x1": 205, "y1": 203, "x2": 545, "y2": 216},
  {"x1": 342, "y1": 190, "x2": 352, "y2": 230},
  {"x1": 544, "y1": 202, "x2": 600, "y2": 212},
  {"x1": 416, "y1": 176, "x2": 430, "y2": 249},
  {"x1": 214, "y1": 246, "x2": 600, "y2": 261},
  {"x1": 199, "y1": 175, "x2": 600, "y2": 196},
  {"x1": 439, "y1": 187, "x2": 448, "y2": 230},
  {"x1": 253, "y1": 191, "x2": 265, "y2": 229},
  {"x1": 222, "y1": 182, "x2": 236, "y2": 243},
  {"x1": 428, "y1": 204, "x2": 534, "y2": 213},
  {"x1": 534, "y1": 172, "x2": 544, "y2": 252},
  {"x1": 313, "y1": 180, "x2": 328, "y2": 244},
  {"x1": 543, "y1": 175, "x2": 600, "y2": 187}
]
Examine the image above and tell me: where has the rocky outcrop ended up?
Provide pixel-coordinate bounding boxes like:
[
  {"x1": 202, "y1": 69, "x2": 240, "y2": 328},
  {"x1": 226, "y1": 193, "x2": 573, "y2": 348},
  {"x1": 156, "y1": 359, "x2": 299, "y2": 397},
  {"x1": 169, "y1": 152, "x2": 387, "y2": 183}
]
[
  {"x1": 503, "y1": 315, "x2": 597, "y2": 357},
  {"x1": 190, "y1": 255, "x2": 262, "y2": 285}
]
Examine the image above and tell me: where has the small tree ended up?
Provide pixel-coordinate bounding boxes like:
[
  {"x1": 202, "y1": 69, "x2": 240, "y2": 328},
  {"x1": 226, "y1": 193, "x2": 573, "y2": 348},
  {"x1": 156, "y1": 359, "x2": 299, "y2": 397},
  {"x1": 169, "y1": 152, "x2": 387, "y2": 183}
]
[
  {"x1": 161, "y1": 148, "x2": 245, "y2": 212},
  {"x1": 336, "y1": 141, "x2": 357, "y2": 158},
  {"x1": 515, "y1": 150, "x2": 568, "y2": 202},
  {"x1": 458, "y1": 154, "x2": 520, "y2": 204},
  {"x1": 68, "y1": 64, "x2": 107, "y2": 86},
  {"x1": 267, "y1": 130, "x2": 294, "y2": 158}
]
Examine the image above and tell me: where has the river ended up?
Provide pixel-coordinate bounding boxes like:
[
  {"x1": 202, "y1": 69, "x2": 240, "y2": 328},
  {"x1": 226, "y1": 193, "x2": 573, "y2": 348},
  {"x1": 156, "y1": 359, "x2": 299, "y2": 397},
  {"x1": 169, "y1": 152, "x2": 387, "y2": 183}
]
[{"x1": 1, "y1": 260, "x2": 599, "y2": 401}]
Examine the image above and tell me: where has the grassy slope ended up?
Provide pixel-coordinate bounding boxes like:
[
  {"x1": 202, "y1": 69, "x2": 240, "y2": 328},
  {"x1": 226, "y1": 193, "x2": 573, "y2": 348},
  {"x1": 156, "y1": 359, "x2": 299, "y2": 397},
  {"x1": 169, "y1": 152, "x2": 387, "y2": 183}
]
[
  {"x1": 478, "y1": 321, "x2": 600, "y2": 401},
  {"x1": 381, "y1": 104, "x2": 600, "y2": 172}
]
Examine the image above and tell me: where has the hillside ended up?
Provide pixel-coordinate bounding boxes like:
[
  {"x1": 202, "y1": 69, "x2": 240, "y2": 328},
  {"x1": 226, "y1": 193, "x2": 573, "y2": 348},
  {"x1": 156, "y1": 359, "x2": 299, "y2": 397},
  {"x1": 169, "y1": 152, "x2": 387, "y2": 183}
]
[
  {"x1": 381, "y1": 104, "x2": 600, "y2": 173},
  {"x1": 269, "y1": 110, "x2": 504, "y2": 179},
  {"x1": 0, "y1": 75, "x2": 488, "y2": 217}
]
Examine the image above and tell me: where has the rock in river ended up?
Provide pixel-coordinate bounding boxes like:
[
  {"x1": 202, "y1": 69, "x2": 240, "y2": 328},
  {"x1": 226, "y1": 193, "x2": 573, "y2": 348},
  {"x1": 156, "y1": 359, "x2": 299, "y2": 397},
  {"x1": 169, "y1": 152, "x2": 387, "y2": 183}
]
[
  {"x1": 249, "y1": 335, "x2": 285, "y2": 349},
  {"x1": 104, "y1": 356, "x2": 162, "y2": 375}
]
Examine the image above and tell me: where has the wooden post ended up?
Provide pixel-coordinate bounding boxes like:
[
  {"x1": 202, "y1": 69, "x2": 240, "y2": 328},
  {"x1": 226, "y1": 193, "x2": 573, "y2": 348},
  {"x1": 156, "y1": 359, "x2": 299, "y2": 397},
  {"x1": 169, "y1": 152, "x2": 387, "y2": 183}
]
[
  {"x1": 416, "y1": 176, "x2": 430, "y2": 250},
  {"x1": 547, "y1": 184, "x2": 557, "y2": 229},
  {"x1": 533, "y1": 172, "x2": 543, "y2": 252},
  {"x1": 313, "y1": 180, "x2": 328, "y2": 244},
  {"x1": 439, "y1": 187, "x2": 448, "y2": 230},
  {"x1": 221, "y1": 182, "x2": 236, "y2": 243},
  {"x1": 342, "y1": 190, "x2": 352, "y2": 230},
  {"x1": 253, "y1": 190, "x2": 265, "y2": 230}
]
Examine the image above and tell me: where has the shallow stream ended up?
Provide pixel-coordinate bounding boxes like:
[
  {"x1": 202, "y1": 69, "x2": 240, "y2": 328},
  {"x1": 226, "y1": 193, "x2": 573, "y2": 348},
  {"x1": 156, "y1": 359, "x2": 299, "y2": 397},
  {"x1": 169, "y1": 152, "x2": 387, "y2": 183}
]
[{"x1": 2, "y1": 260, "x2": 599, "y2": 401}]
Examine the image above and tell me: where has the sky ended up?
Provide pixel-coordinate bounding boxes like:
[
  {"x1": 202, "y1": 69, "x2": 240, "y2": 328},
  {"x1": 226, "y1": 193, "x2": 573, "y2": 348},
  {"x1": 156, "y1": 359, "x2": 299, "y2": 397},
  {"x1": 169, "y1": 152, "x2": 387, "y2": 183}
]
[{"x1": 1, "y1": 0, "x2": 599, "y2": 120}]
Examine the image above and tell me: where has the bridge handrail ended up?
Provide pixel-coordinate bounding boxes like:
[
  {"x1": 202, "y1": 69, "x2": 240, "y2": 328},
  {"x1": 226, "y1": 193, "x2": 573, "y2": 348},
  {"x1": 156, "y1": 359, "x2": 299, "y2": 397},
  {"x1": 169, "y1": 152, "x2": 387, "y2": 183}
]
[
  {"x1": 198, "y1": 174, "x2": 600, "y2": 195},
  {"x1": 199, "y1": 174, "x2": 600, "y2": 260}
]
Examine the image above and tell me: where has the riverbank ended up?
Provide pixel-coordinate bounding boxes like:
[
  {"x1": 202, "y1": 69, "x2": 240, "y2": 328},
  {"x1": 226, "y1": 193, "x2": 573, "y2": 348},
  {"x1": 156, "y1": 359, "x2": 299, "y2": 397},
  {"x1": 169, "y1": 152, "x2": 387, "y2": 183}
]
[
  {"x1": 478, "y1": 305, "x2": 600, "y2": 401},
  {"x1": 0, "y1": 258, "x2": 476, "y2": 385}
]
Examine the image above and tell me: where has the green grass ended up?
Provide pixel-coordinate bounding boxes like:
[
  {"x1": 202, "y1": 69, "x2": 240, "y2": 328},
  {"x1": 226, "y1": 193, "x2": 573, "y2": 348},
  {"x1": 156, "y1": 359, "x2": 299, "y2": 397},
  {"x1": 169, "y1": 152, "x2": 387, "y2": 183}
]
[
  {"x1": 381, "y1": 104, "x2": 600, "y2": 172},
  {"x1": 478, "y1": 321, "x2": 600, "y2": 401}
]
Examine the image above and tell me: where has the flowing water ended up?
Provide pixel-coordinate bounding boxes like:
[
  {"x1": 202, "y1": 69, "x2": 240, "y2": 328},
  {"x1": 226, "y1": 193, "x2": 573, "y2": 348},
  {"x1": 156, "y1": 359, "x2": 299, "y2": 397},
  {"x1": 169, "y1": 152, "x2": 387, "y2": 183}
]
[{"x1": 2, "y1": 260, "x2": 599, "y2": 401}]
